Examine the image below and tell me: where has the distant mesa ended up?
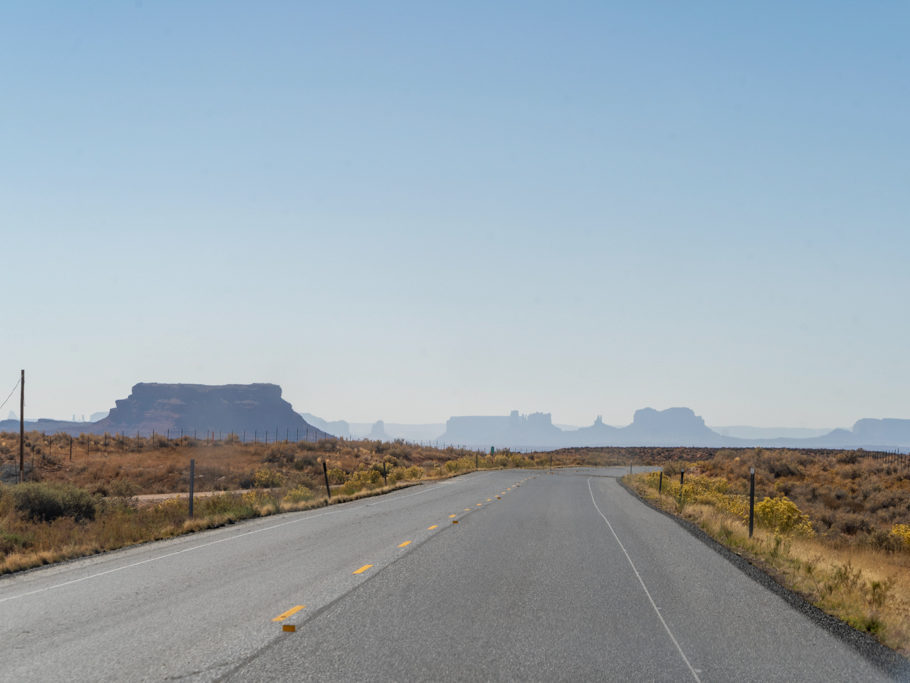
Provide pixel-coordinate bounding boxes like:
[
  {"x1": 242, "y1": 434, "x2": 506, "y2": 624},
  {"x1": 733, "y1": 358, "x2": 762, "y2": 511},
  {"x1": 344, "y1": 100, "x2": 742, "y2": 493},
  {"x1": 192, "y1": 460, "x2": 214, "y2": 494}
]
[
  {"x1": 0, "y1": 383, "x2": 331, "y2": 440},
  {"x1": 92, "y1": 383, "x2": 330, "y2": 439},
  {"x1": 441, "y1": 410, "x2": 564, "y2": 448},
  {"x1": 849, "y1": 418, "x2": 910, "y2": 444},
  {"x1": 620, "y1": 407, "x2": 721, "y2": 445}
]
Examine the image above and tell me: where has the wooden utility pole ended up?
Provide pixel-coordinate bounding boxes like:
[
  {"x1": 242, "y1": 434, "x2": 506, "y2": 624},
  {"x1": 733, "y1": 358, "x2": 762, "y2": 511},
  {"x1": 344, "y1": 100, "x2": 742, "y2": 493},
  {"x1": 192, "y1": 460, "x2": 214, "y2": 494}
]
[{"x1": 18, "y1": 369, "x2": 24, "y2": 483}]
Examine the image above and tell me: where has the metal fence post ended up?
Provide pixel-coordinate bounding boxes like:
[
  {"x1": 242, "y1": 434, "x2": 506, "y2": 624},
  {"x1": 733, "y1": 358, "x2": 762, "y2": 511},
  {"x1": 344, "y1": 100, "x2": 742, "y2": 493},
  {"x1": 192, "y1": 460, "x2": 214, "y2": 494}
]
[
  {"x1": 748, "y1": 466, "x2": 755, "y2": 538},
  {"x1": 189, "y1": 459, "x2": 196, "y2": 519}
]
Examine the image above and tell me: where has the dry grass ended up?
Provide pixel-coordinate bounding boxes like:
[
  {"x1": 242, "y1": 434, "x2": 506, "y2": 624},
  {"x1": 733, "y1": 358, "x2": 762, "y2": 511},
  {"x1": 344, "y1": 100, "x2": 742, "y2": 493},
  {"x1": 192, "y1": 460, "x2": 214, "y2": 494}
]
[{"x1": 0, "y1": 431, "x2": 562, "y2": 495}]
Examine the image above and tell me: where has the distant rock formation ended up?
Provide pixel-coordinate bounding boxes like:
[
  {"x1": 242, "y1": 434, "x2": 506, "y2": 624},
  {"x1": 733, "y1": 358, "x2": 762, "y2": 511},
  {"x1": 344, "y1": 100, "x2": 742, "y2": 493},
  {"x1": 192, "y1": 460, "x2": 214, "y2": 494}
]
[
  {"x1": 4, "y1": 389, "x2": 910, "y2": 451},
  {"x1": 301, "y1": 412, "x2": 351, "y2": 438},
  {"x1": 805, "y1": 418, "x2": 910, "y2": 450},
  {"x1": 438, "y1": 406, "x2": 782, "y2": 449},
  {"x1": 369, "y1": 420, "x2": 388, "y2": 440},
  {"x1": 850, "y1": 418, "x2": 910, "y2": 445},
  {"x1": 0, "y1": 383, "x2": 332, "y2": 439},
  {"x1": 617, "y1": 407, "x2": 723, "y2": 446},
  {"x1": 90, "y1": 383, "x2": 330, "y2": 439},
  {"x1": 440, "y1": 410, "x2": 564, "y2": 448},
  {"x1": 0, "y1": 418, "x2": 88, "y2": 437}
]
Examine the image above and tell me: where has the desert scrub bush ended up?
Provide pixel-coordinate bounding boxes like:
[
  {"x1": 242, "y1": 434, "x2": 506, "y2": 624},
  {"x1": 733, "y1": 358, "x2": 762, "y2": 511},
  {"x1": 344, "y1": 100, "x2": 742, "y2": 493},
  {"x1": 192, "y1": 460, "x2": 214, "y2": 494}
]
[
  {"x1": 891, "y1": 523, "x2": 910, "y2": 549},
  {"x1": 240, "y1": 489, "x2": 279, "y2": 515},
  {"x1": 761, "y1": 451, "x2": 805, "y2": 478},
  {"x1": 0, "y1": 529, "x2": 32, "y2": 554},
  {"x1": 755, "y1": 495, "x2": 814, "y2": 536},
  {"x1": 264, "y1": 444, "x2": 295, "y2": 464},
  {"x1": 293, "y1": 454, "x2": 317, "y2": 470},
  {"x1": 197, "y1": 493, "x2": 244, "y2": 516},
  {"x1": 109, "y1": 479, "x2": 137, "y2": 500},
  {"x1": 283, "y1": 485, "x2": 314, "y2": 504},
  {"x1": 12, "y1": 482, "x2": 97, "y2": 522},
  {"x1": 252, "y1": 468, "x2": 284, "y2": 488},
  {"x1": 404, "y1": 465, "x2": 423, "y2": 480},
  {"x1": 444, "y1": 456, "x2": 478, "y2": 473},
  {"x1": 327, "y1": 467, "x2": 347, "y2": 485}
]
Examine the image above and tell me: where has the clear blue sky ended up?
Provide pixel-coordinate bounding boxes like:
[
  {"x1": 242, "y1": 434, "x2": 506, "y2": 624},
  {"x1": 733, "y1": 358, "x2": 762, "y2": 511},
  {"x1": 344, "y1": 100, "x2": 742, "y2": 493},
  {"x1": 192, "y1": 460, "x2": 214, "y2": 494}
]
[{"x1": 2, "y1": 2, "x2": 908, "y2": 429}]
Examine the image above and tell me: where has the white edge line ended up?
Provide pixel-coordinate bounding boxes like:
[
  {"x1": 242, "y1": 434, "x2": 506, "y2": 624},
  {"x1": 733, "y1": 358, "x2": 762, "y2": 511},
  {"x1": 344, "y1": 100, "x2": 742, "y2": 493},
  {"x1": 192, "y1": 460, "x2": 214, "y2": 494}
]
[
  {"x1": 0, "y1": 479, "x2": 457, "y2": 604},
  {"x1": 587, "y1": 477, "x2": 702, "y2": 683}
]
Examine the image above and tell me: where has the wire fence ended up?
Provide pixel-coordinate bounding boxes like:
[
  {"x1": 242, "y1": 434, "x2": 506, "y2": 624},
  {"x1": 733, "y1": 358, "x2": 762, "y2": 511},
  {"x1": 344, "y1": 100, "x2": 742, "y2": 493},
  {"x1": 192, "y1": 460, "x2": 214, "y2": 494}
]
[
  {"x1": 0, "y1": 377, "x2": 20, "y2": 413},
  {"x1": 858, "y1": 449, "x2": 910, "y2": 469}
]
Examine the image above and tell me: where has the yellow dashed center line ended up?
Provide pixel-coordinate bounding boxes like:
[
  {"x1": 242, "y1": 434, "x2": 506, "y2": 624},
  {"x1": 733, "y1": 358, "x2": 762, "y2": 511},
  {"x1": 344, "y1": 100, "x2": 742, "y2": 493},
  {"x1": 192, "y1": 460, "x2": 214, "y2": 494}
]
[
  {"x1": 428, "y1": 525, "x2": 438, "y2": 530},
  {"x1": 353, "y1": 564, "x2": 373, "y2": 575},
  {"x1": 272, "y1": 605, "x2": 305, "y2": 622},
  {"x1": 476, "y1": 503, "x2": 482, "y2": 506},
  {"x1": 398, "y1": 541, "x2": 412, "y2": 548},
  {"x1": 464, "y1": 508, "x2": 471, "y2": 511},
  {"x1": 449, "y1": 514, "x2": 457, "y2": 518}
]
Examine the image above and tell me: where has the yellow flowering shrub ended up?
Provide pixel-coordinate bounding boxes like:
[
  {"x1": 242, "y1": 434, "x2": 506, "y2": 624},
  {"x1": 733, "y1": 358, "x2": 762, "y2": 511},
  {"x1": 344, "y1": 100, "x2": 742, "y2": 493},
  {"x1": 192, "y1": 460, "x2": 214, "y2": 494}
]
[
  {"x1": 755, "y1": 496, "x2": 814, "y2": 536},
  {"x1": 890, "y1": 523, "x2": 910, "y2": 548}
]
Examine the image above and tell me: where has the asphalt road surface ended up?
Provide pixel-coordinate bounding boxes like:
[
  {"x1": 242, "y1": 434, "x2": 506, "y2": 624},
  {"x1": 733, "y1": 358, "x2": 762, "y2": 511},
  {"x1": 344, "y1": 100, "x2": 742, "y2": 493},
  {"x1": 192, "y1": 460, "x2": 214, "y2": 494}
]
[{"x1": 0, "y1": 468, "x2": 903, "y2": 682}]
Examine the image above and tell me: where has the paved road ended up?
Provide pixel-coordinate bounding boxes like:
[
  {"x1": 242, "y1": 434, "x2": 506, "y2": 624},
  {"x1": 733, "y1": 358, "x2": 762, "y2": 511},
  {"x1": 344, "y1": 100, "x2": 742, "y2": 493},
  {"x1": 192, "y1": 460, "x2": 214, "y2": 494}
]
[{"x1": 0, "y1": 468, "x2": 902, "y2": 681}]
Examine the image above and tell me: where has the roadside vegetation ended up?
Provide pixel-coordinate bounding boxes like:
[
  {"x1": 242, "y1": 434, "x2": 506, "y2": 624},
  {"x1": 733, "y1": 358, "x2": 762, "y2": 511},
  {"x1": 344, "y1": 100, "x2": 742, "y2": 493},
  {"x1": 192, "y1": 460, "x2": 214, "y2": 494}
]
[
  {"x1": 5, "y1": 433, "x2": 907, "y2": 658},
  {"x1": 0, "y1": 432, "x2": 577, "y2": 575},
  {"x1": 624, "y1": 448, "x2": 910, "y2": 657}
]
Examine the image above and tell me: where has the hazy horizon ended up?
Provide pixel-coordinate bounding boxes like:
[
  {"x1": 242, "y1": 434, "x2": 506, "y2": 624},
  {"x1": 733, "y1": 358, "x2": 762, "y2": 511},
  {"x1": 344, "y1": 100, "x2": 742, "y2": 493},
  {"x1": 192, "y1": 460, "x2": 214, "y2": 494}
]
[
  {"x1": 4, "y1": 396, "x2": 845, "y2": 434},
  {"x1": 4, "y1": 3, "x2": 908, "y2": 429}
]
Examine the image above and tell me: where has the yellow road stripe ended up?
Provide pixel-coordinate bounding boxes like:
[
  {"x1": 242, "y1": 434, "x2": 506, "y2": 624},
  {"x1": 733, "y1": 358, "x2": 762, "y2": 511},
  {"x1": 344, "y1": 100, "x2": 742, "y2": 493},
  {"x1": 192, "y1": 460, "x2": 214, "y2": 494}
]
[
  {"x1": 272, "y1": 605, "x2": 305, "y2": 622},
  {"x1": 476, "y1": 503, "x2": 482, "y2": 506},
  {"x1": 449, "y1": 514, "x2": 457, "y2": 518},
  {"x1": 353, "y1": 564, "x2": 373, "y2": 575},
  {"x1": 398, "y1": 541, "x2": 412, "y2": 548},
  {"x1": 487, "y1": 498, "x2": 492, "y2": 502},
  {"x1": 428, "y1": 525, "x2": 438, "y2": 530},
  {"x1": 464, "y1": 508, "x2": 471, "y2": 511}
]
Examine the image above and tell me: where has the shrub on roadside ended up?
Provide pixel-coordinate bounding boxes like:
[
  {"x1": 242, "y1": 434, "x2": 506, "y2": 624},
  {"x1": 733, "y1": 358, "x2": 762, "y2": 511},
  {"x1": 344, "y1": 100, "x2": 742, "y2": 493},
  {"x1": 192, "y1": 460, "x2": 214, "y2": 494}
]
[
  {"x1": 252, "y1": 468, "x2": 284, "y2": 488},
  {"x1": 890, "y1": 523, "x2": 910, "y2": 549},
  {"x1": 755, "y1": 495, "x2": 814, "y2": 536},
  {"x1": 283, "y1": 485, "x2": 314, "y2": 504},
  {"x1": 12, "y1": 482, "x2": 97, "y2": 522}
]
